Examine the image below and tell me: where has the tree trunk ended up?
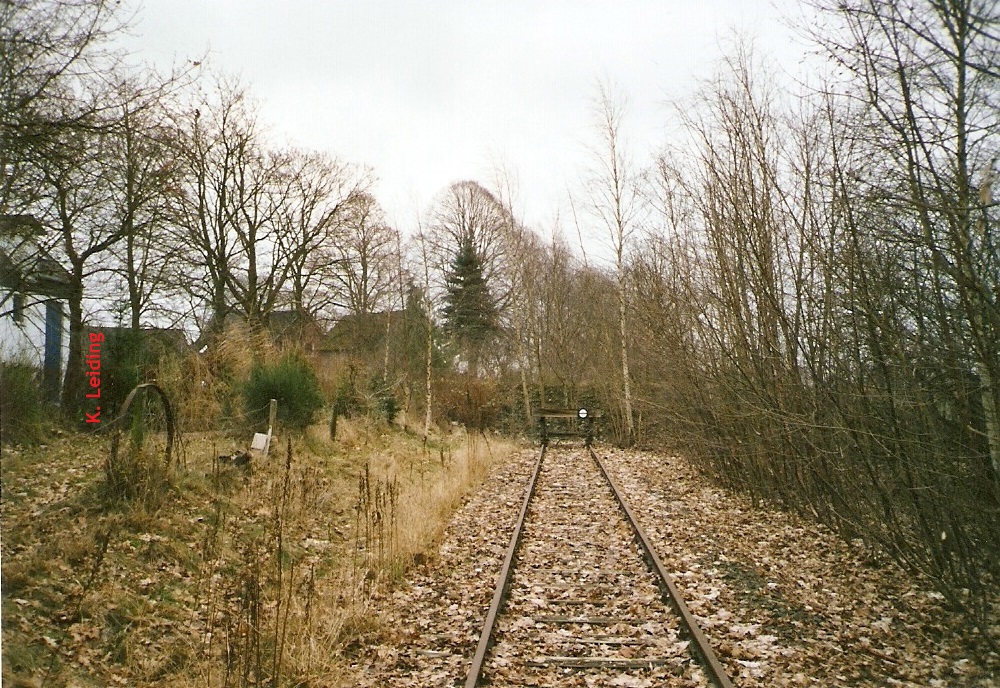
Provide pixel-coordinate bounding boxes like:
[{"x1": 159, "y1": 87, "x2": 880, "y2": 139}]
[
  {"x1": 424, "y1": 305, "x2": 433, "y2": 438},
  {"x1": 517, "y1": 322, "x2": 532, "y2": 424},
  {"x1": 618, "y1": 270, "x2": 634, "y2": 445},
  {"x1": 980, "y1": 364, "x2": 1000, "y2": 478},
  {"x1": 60, "y1": 279, "x2": 85, "y2": 418}
]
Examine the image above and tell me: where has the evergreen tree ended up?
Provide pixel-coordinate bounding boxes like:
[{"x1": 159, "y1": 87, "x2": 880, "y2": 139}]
[{"x1": 442, "y1": 238, "x2": 497, "y2": 372}]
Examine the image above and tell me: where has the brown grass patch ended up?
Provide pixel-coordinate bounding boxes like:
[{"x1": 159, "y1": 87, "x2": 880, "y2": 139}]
[{"x1": 1, "y1": 415, "x2": 518, "y2": 687}]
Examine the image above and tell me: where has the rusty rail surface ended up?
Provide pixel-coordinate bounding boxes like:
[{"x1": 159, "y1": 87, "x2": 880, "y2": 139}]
[
  {"x1": 591, "y1": 447, "x2": 735, "y2": 688},
  {"x1": 464, "y1": 443, "x2": 735, "y2": 687},
  {"x1": 463, "y1": 444, "x2": 546, "y2": 688}
]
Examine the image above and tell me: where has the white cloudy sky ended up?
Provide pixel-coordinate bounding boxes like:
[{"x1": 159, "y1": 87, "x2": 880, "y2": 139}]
[{"x1": 121, "y1": 1, "x2": 813, "y2": 238}]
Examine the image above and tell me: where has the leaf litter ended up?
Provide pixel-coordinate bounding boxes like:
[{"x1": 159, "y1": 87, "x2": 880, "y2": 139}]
[{"x1": 347, "y1": 446, "x2": 1000, "y2": 686}]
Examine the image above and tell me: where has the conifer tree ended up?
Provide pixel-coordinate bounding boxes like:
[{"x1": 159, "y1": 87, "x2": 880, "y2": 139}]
[{"x1": 442, "y1": 237, "x2": 497, "y2": 374}]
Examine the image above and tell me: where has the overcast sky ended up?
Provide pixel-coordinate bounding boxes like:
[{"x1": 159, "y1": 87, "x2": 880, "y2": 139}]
[{"x1": 121, "y1": 1, "x2": 812, "y2": 241}]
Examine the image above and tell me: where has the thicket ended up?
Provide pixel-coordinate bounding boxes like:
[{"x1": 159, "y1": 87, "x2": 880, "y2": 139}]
[
  {"x1": 435, "y1": 375, "x2": 500, "y2": 431},
  {"x1": 102, "y1": 388, "x2": 174, "y2": 506},
  {"x1": 624, "y1": 11, "x2": 1000, "y2": 645},
  {"x1": 330, "y1": 367, "x2": 400, "y2": 427}
]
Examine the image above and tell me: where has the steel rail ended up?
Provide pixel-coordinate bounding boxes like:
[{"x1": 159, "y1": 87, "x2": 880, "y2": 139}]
[
  {"x1": 591, "y1": 448, "x2": 736, "y2": 688},
  {"x1": 463, "y1": 445, "x2": 547, "y2": 688}
]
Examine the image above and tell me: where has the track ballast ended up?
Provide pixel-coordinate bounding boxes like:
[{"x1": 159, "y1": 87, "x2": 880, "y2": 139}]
[{"x1": 465, "y1": 445, "x2": 735, "y2": 687}]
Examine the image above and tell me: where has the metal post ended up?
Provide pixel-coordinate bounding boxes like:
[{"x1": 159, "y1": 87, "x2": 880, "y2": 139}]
[{"x1": 264, "y1": 398, "x2": 277, "y2": 458}]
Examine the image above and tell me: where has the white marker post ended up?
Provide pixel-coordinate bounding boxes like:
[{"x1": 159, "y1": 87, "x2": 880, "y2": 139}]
[{"x1": 251, "y1": 398, "x2": 277, "y2": 459}]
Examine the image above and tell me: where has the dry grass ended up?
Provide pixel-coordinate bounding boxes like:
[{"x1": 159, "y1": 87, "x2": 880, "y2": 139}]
[
  {"x1": 0, "y1": 414, "x2": 519, "y2": 687},
  {"x1": 350, "y1": 427, "x2": 500, "y2": 583},
  {"x1": 155, "y1": 322, "x2": 279, "y2": 433},
  {"x1": 393, "y1": 432, "x2": 497, "y2": 570}
]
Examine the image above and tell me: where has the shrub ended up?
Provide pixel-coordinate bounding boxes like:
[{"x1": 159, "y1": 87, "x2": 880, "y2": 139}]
[
  {"x1": 0, "y1": 360, "x2": 43, "y2": 444},
  {"x1": 330, "y1": 368, "x2": 399, "y2": 425},
  {"x1": 369, "y1": 373, "x2": 400, "y2": 424},
  {"x1": 102, "y1": 384, "x2": 176, "y2": 506},
  {"x1": 243, "y1": 354, "x2": 324, "y2": 431},
  {"x1": 332, "y1": 366, "x2": 363, "y2": 419},
  {"x1": 435, "y1": 374, "x2": 499, "y2": 430},
  {"x1": 378, "y1": 393, "x2": 400, "y2": 425},
  {"x1": 104, "y1": 423, "x2": 171, "y2": 505},
  {"x1": 102, "y1": 329, "x2": 151, "y2": 417},
  {"x1": 156, "y1": 350, "x2": 220, "y2": 431}
]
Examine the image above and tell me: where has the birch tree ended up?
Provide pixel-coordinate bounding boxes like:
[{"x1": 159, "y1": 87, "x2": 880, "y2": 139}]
[{"x1": 586, "y1": 83, "x2": 640, "y2": 445}]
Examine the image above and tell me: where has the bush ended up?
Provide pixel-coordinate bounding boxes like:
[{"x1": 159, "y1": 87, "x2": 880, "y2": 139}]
[
  {"x1": 0, "y1": 361, "x2": 43, "y2": 444},
  {"x1": 104, "y1": 423, "x2": 171, "y2": 505},
  {"x1": 435, "y1": 374, "x2": 500, "y2": 430},
  {"x1": 243, "y1": 354, "x2": 324, "y2": 431},
  {"x1": 330, "y1": 368, "x2": 399, "y2": 425},
  {"x1": 332, "y1": 367, "x2": 363, "y2": 419},
  {"x1": 102, "y1": 329, "x2": 151, "y2": 417},
  {"x1": 369, "y1": 373, "x2": 400, "y2": 424},
  {"x1": 102, "y1": 384, "x2": 176, "y2": 506},
  {"x1": 156, "y1": 350, "x2": 219, "y2": 431}
]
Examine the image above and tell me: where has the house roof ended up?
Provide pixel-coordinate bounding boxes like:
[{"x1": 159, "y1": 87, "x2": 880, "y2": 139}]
[
  {"x1": 321, "y1": 310, "x2": 406, "y2": 354},
  {"x1": 87, "y1": 326, "x2": 190, "y2": 354},
  {"x1": 0, "y1": 215, "x2": 73, "y2": 299},
  {"x1": 267, "y1": 309, "x2": 324, "y2": 339}
]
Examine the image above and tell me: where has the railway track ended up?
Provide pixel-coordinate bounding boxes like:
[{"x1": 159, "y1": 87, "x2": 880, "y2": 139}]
[{"x1": 465, "y1": 444, "x2": 735, "y2": 687}]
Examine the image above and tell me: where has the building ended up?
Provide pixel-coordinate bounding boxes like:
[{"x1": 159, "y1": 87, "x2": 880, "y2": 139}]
[
  {"x1": 85, "y1": 325, "x2": 190, "y2": 357},
  {"x1": 320, "y1": 310, "x2": 407, "y2": 360},
  {"x1": 266, "y1": 309, "x2": 326, "y2": 352},
  {"x1": 0, "y1": 215, "x2": 73, "y2": 403}
]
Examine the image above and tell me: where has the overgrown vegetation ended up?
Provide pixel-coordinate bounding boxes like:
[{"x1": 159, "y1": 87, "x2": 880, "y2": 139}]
[
  {"x1": 623, "y1": 8, "x2": 1000, "y2": 647},
  {"x1": 0, "y1": 360, "x2": 44, "y2": 444},
  {"x1": 0, "y1": 414, "x2": 513, "y2": 686},
  {"x1": 102, "y1": 384, "x2": 176, "y2": 507}
]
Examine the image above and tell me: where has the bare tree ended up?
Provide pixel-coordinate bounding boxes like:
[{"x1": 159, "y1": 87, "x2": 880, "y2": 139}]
[
  {"x1": 630, "y1": 22, "x2": 1000, "y2": 642},
  {"x1": 0, "y1": 0, "x2": 132, "y2": 413},
  {"x1": 325, "y1": 191, "x2": 399, "y2": 316},
  {"x1": 424, "y1": 180, "x2": 511, "y2": 374},
  {"x1": 33, "y1": 100, "x2": 119, "y2": 410},
  {"x1": 535, "y1": 233, "x2": 611, "y2": 407},
  {"x1": 175, "y1": 80, "x2": 292, "y2": 338},
  {"x1": 173, "y1": 82, "x2": 240, "y2": 339},
  {"x1": 489, "y1": 162, "x2": 540, "y2": 422},
  {"x1": 425, "y1": 180, "x2": 512, "y2": 302},
  {"x1": 806, "y1": 0, "x2": 1000, "y2": 474},
  {"x1": 586, "y1": 82, "x2": 641, "y2": 445},
  {"x1": 104, "y1": 72, "x2": 193, "y2": 331},
  {"x1": 415, "y1": 224, "x2": 435, "y2": 439},
  {"x1": 277, "y1": 151, "x2": 372, "y2": 323},
  {"x1": 0, "y1": 0, "x2": 127, "y2": 213}
]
